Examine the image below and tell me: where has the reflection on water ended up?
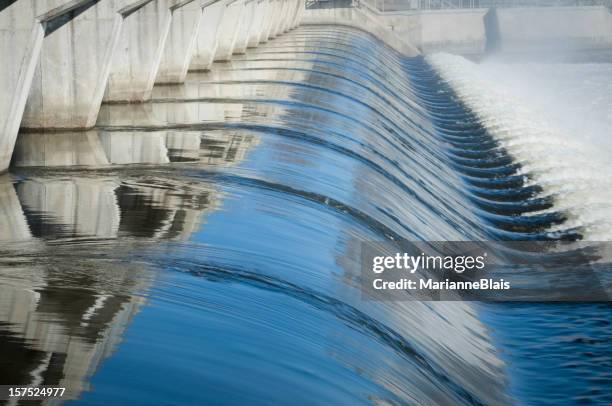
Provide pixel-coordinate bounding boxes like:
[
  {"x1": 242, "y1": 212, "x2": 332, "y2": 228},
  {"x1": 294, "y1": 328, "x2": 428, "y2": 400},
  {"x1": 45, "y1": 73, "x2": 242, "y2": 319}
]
[
  {"x1": 1, "y1": 26, "x2": 609, "y2": 405},
  {"x1": 2, "y1": 117, "x2": 256, "y2": 400}
]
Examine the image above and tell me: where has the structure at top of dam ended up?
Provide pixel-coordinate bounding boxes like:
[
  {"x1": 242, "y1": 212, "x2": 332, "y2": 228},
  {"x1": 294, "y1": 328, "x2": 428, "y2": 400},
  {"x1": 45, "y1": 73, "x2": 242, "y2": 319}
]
[{"x1": 1, "y1": 0, "x2": 612, "y2": 174}]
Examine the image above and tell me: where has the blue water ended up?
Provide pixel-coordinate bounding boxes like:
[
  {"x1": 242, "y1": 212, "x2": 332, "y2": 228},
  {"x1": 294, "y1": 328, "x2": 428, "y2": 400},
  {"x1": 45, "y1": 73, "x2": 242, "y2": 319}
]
[{"x1": 0, "y1": 26, "x2": 610, "y2": 405}]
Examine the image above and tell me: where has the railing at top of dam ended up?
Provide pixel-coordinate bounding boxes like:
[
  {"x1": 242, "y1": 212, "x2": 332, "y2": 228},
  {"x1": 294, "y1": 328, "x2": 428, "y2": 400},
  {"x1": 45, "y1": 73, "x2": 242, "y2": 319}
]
[{"x1": 307, "y1": 0, "x2": 612, "y2": 11}]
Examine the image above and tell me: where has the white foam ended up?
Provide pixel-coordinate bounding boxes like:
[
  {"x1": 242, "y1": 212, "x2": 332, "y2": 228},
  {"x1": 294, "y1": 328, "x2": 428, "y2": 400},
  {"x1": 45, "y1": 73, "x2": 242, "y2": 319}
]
[{"x1": 427, "y1": 53, "x2": 612, "y2": 240}]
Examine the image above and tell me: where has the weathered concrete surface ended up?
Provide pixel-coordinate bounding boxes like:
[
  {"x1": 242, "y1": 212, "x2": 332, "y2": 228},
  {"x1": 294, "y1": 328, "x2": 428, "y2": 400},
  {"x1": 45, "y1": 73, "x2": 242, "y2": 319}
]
[
  {"x1": 491, "y1": 6, "x2": 612, "y2": 52},
  {"x1": 291, "y1": 0, "x2": 304, "y2": 28},
  {"x1": 1, "y1": 0, "x2": 304, "y2": 173},
  {"x1": 214, "y1": 1, "x2": 245, "y2": 60},
  {"x1": 0, "y1": 0, "x2": 50, "y2": 172},
  {"x1": 281, "y1": 0, "x2": 297, "y2": 32},
  {"x1": 105, "y1": 0, "x2": 174, "y2": 102},
  {"x1": 302, "y1": 8, "x2": 420, "y2": 57},
  {"x1": 269, "y1": 0, "x2": 287, "y2": 38},
  {"x1": 259, "y1": 0, "x2": 281, "y2": 42},
  {"x1": 190, "y1": 0, "x2": 226, "y2": 70},
  {"x1": 365, "y1": 5, "x2": 612, "y2": 55},
  {"x1": 378, "y1": 9, "x2": 487, "y2": 55},
  {"x1": 20, "y1": 1, "x2": 130, "y2": 130},
  {"x1": 247, "y1": 0, "x2": 268, "y2": 48},
  {"x1": 156, "y1": 0, "x2": 204, "y2": 83},
  {"x1": 233, "y1": 0, "x2": 256, "y2": 54},
  {"x1": 296, "y1": 0, "x2": 305, "y2": 26}
]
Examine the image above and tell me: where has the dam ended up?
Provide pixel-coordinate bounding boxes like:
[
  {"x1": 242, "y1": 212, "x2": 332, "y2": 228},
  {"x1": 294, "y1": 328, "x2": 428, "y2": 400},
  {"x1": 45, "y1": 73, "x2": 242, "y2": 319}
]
[{"x1": 1, "y1": 0, "x2": 612, "y2": 405}]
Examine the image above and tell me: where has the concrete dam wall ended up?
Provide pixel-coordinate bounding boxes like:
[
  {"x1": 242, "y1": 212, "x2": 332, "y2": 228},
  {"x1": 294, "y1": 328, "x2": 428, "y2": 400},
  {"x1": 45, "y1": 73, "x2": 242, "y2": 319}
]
[
  {"x1": 2, "y1": 1, "x2": 612, "y2": 174},
  {"x1": 370, "y1": 5, "x2": 612, "y2": 55},
  {"x1": 0, "y1": 0, "x2": 305, "y2": 173}
]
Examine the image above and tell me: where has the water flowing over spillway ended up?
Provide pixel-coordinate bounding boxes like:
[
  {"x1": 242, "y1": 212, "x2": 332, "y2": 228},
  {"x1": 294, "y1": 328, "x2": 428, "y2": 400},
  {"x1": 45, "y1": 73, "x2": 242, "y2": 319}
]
[
  {"x1": 428, "y1": 53, "x2": 612, "y2": 241},
  {"x1": 1, "y1": 26, "x2": 611, "y2": 405}
]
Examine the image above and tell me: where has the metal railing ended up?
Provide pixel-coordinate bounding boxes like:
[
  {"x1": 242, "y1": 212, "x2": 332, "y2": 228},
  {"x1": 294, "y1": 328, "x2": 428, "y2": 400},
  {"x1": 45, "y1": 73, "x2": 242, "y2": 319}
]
[{"x1": 358, "y1": 0, "x2": 612, "y2": 11}]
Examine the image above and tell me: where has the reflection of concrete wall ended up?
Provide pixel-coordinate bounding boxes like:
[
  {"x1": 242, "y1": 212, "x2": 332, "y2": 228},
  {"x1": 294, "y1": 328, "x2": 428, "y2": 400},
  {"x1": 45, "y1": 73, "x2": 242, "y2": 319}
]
[
  {"x1": 0, "y1": 176, "x2": 31, "y2": 241},
  {"x1": 14, "y1": 174, "x2": 224, "y2": 241},
  {"x1": 0, "y1": 262, "x2": 148, "y2": 398},
  {"x1": 13, "y1": 131, "x2": 110, "y2": 167},
  {"x1": 99, "y1": 131, "x2": 170, "y2": 164},
  {"x1": 7, "y1": 124, "x2": 264, "y2": 241},
  {"x1": 100, "y1": 132, "x2": 170, "y2": 164},
  {"x1": 17, "y1": 178, "x2": 122, "y2": 238}
]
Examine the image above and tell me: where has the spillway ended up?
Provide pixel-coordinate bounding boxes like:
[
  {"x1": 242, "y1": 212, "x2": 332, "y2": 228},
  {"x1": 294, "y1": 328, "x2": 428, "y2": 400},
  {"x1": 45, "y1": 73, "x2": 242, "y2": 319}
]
[{"x1": 1, "y1": 25, "x2": 611, "y2": 405}]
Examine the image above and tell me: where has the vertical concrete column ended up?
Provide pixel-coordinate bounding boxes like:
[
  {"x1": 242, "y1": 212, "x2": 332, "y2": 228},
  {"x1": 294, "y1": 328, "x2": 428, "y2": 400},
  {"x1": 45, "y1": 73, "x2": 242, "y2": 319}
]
[
  {"x1": 259, "y1": 0, "x2": 280, "y2": 43},
  {"x1": 20, "y1": 1, "x2": 137, "y2": 130},
  {"x1": 214, "y1": 1, "x2": 245, "y2": 61},
  {"x1": 270, "y1": 0, "x2": 288, "y2": 38},
  {"x1": 0, "y1": 0, "x2": 47, "y2": 172},
  {"x1": 247, "y1": 0, "x2": 268, "y2": 48},
  {"x1": 292, "y1": 0, "x2": 304, "y2": 30},
  {"x1": 105, "y1": 0, "x2": 173, "y2": 102},
  {"x1": 190, "y1": 0, "x2": 227, "y2": 71},
  {"x1": 291, "y1": 0, "x2": 304, "y2": 29},
  {"x1": 281, "y1": 0, "x2": 297, "y2": 33},
  {"x1": 233, "y1": 0, "x2": 256, "y2": 54},
  {"x1": 156, "y1": 0, "x2": 204, "y2": 83}
]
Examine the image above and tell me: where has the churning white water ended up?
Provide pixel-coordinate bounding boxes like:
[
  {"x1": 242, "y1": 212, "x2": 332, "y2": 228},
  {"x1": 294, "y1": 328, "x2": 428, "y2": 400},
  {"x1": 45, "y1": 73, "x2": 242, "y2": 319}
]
[{"x1": 427, "y1": 54, "x2": 612, "y2": 240}]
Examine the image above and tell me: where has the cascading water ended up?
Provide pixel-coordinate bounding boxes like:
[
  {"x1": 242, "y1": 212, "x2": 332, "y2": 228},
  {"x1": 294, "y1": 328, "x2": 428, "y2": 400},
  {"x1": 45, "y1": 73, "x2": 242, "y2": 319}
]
[
  {"x1": 0, "y1": 26, "x2": 610, "y2": 405},
  {"x1": 428, "y1": 53, "x2": 612, "y2": 241}
]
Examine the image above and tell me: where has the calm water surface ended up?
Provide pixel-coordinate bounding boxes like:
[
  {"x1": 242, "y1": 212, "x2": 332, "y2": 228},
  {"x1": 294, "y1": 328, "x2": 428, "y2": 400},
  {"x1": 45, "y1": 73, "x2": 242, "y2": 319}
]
[{"x1": 0, "y1": 26, "x2": 610, "y2": 405}]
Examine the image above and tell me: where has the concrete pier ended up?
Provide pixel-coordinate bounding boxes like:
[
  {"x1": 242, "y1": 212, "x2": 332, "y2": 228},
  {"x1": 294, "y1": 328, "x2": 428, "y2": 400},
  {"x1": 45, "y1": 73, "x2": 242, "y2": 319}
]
[
  {"x1": 0, "y1": 0, "x2": 302, "y2": 173},
  {"x1": 155, "y1": 0, "x2": 204, "y2": 83},
  {"x1": 269, "y1": 0, "x2": 287, "y2": 38},
  {"x1": 281, "y1": 0, "x2": 296, "y2": 32},
  {"x1": 190, "y1": 0, "x2": 227, "y2": 70},
  {"x1": 233, "y1": 0, "x2": 256, "y2": 54},
  {"x1": 20, "y1": 1, "x2": 127, "y2": 130},
  {"x1": 214, "y1": 1, "x2": 246, "y2": 60},
  {"x1": 105, "y1": 0, "x2": 174, "y2": 102},
  {"x1": 0, "y1": 0, "x2": 47, "y2": 173},
  {"x1": 247, "y1": 0, "x2": 268, "y2": 48}
]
